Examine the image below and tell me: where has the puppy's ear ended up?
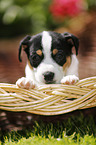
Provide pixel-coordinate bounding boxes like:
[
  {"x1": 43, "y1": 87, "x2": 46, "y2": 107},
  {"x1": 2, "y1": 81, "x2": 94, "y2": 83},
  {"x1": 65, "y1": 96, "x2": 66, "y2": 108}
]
[
  {"x1": 19, "y1": 35, "x2": 31, "y2": 62},
  {"x1": 63, "y1": 32, "x2": 79, "y2": 55}
]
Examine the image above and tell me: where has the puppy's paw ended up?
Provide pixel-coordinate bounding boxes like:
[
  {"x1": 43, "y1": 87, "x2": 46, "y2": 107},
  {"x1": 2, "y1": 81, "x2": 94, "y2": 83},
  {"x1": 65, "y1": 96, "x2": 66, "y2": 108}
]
[
  {"x1": 61, "y1": 75, "x2": 79, "y2": 85},
  {"x1": 16, "y1": 77, "x2": 35, "y2": 89}
]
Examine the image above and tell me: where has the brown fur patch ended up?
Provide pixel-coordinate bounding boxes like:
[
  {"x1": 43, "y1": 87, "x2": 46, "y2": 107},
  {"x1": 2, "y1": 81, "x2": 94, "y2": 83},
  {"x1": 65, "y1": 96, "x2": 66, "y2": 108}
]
[
  {"x1": 22, "y1": 45, "x2": 27, "y2": 49},
  {"x1": 63, "y1": 56, "x2": 71, "y2": 72},
  {"x1": 53, "y1": 49, "x2": 58, "y2": 55},
  {"x1": 36, "y1": 49, "x2": 42, "y2": 56},
  {"x1": 27, "y1": 60, "x2": 33, "y2": 70}
]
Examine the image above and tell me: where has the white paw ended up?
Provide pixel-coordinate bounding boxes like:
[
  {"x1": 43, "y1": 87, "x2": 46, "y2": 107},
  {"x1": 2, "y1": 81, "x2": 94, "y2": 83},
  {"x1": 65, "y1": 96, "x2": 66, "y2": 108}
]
[
  {"x1": 61, "y1": 75, "x2": 79, "y2": 85},
  {"x1": 16, "y1": 77, "x2": 35, "y2": 89}
]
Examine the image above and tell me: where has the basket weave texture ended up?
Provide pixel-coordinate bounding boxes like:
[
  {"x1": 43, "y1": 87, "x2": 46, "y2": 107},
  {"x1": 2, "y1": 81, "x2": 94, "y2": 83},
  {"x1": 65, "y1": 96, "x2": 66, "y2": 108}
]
[{"x1": 0, "y1": 77, "x2": 96, "y2": 116}]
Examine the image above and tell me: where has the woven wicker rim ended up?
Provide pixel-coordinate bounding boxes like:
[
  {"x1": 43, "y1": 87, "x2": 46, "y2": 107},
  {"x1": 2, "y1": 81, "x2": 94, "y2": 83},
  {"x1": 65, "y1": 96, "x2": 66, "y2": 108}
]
[{"x1": 0, "y1": 76, "x2": 96, "y2": 115}]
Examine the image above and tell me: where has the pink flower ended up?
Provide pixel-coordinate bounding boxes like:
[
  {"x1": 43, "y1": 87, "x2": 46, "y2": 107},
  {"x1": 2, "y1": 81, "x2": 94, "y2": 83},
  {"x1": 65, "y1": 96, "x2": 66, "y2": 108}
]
[{"x1": 50, "y1": 0, "x2": 84, "y2": 19}]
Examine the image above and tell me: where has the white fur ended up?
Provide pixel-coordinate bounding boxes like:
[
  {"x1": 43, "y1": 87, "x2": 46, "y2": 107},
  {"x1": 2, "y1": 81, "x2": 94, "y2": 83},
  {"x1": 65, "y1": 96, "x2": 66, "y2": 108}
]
[
  {"x1": 65, "y1": 54, "x2": 79, "y2": 76},
  {"x1": 26, "y1": 31, "x2": 64, "y2": 85},
  {"x1": 16, "y1": 31, "x2": 79, "y2": 89}
]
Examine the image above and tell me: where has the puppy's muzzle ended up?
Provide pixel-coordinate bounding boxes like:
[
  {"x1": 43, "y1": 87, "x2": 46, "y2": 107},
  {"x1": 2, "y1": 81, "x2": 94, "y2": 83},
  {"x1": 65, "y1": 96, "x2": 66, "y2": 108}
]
[{"x1": 43, "y1": 71, "x2": 55, "y2": 84}]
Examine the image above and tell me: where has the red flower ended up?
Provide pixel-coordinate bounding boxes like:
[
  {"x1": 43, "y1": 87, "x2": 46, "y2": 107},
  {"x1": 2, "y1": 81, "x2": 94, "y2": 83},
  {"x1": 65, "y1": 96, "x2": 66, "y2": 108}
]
[{"x1": 50, "y1": 0, "x2": 84, "y2": 19}]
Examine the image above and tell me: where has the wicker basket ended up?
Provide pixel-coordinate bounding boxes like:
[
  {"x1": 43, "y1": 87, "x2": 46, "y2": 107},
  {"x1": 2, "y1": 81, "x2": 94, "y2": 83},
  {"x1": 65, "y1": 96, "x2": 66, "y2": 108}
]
[{"x1": 0, "y1": 76, "x2": 96, "y2": 116}]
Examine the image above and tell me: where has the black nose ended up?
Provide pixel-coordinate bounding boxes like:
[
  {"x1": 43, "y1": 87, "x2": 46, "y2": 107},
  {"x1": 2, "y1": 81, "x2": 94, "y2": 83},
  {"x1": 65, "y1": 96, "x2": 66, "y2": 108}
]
[{"x1": 43, "y1": 71, "x2": 54, "y2": 83}]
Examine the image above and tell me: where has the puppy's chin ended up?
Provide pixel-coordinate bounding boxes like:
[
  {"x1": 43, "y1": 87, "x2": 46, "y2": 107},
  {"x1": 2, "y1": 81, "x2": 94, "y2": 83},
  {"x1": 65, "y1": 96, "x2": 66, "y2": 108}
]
[
  {"x1": 45, "y1": 80, "x2": 56, "y2": 84},
  {"x1": 38, "y1": 79, "x2": 60, "y2": 85}
]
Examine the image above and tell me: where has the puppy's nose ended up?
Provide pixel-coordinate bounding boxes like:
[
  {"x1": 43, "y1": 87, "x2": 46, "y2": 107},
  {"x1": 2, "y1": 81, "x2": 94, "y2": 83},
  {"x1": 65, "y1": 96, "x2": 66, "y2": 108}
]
[{"x1": 43, "y1": 71, "x2": 54, "y2": 83}]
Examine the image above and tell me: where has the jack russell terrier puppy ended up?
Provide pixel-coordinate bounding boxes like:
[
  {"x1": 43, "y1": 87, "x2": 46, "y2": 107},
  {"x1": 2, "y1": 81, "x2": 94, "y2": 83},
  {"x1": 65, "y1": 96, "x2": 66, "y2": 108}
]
[{"x1": 16, "y1": 31, "x2": 79, "y2": 89}]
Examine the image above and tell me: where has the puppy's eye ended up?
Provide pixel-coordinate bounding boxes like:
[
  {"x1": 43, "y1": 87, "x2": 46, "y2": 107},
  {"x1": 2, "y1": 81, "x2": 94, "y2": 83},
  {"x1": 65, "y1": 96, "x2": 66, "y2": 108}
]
[
  {"x1": 52, "y1": 50, "x2": 66, "y2": 66},
  {"x1": 52, "y1": 49, "x2": 58, "y2": 55},
  {"x1": 31, "y1": 54, "x2": 39, "y2": 61},
  {"x1": 30, "y1": 52, "x2": 44, "y2": 68},
  {"x1": 36, "y1": 49, "x2": 42, "y2": 56},
  {"x1": 55, "y1": 50, "x2": 64, "y2": 60}
]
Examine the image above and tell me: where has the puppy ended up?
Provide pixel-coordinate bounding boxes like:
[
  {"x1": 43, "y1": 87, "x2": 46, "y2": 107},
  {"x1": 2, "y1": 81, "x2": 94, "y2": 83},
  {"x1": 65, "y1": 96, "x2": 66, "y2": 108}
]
[{"x1": 16, "y1": 31, "x2": 79, "y2": 89}]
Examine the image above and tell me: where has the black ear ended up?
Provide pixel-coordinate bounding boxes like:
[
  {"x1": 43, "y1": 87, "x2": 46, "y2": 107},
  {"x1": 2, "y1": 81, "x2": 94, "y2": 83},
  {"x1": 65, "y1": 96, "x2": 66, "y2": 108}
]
[
  {"x1": 19, "y1": 35, "x2": 31, "y2": 62},
  {"x1": 63, "y1": 32, "x2": 79, "y2": 55}
]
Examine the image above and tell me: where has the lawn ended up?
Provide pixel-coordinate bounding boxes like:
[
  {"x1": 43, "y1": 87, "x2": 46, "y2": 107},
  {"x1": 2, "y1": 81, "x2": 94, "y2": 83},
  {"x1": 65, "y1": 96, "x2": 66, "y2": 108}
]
[
  {"x1": 0, "y1": 112, "x2": 96, "y2": 145},
  {"x1": 3, "y1": 134, "x2": 96, "y2": 145}
]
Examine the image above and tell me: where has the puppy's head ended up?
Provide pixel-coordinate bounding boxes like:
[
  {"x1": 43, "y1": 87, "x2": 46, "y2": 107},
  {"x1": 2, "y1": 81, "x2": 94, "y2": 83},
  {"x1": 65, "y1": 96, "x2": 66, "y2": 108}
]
[{"x1": 19, "y1": 31, "x2": 79, "y2": 84}]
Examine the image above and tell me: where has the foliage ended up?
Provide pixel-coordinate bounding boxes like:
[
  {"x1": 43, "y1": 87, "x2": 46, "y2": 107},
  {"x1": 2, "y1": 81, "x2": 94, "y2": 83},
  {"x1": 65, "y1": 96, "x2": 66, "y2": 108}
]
[
  {"x1": 2, "y1": 134, "x2": 96, "y2": 145},
  {"x1": 0, "y1": 0, "x2": 96, "y2": 37},
  {"x1": 86, "y1": 0, "x2": 96, "y2": 9},
  {"x1": 0, "y1": 0, "x2": 52, "y2": 37}
]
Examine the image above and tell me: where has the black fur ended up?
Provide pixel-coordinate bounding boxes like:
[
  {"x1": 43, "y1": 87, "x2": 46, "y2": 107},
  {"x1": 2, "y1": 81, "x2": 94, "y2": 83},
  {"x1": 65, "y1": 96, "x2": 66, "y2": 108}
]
[
  {"x1": 18, "y1": 31, "x2": 79, "y2": 67},
  {"x1": 49, "y1": 31, "x2": 79, "y2": 66},
  {"x1": 29, "y1": 35, "x2": 44, "y2": 68},
  {"x1": 19, "y1": 35, "x2": 31, "y2": 62}
]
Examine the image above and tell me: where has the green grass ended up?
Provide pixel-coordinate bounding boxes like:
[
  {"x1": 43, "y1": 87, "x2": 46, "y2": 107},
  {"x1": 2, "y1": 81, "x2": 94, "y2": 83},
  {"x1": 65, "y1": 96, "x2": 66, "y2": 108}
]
[
  {"x1": 0, "y1": 113, "x2": 96, "y2": 145},
  {"x1": 3, "y1": 134, "x2": 96, "y2": 145}
]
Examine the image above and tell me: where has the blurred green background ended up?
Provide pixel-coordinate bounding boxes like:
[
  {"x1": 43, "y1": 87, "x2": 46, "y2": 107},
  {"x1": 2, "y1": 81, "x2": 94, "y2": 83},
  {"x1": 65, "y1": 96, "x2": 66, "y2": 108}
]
[
  {"x1": 0, "y1": 0, "x2": 96, "y2": 38},
  {"x1": 0, "y1": 0, "x2": 57, "y2": 37}
]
